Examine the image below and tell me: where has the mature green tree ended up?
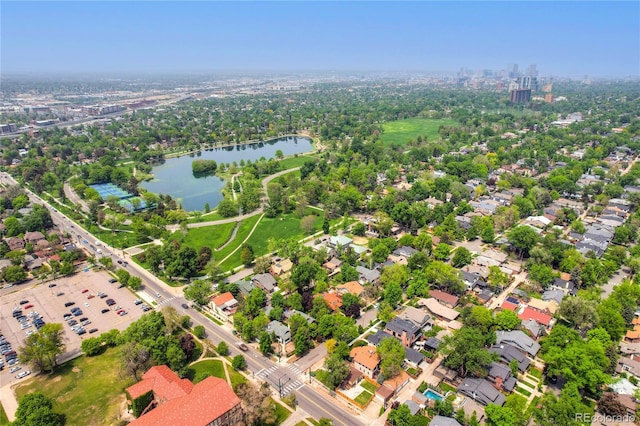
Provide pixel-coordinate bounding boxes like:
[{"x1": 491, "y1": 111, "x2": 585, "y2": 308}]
[
  {"x1": 442, "y1": 326, "x2": 494, "y2": 378},
  {"x1": 259, "y1": 331, "x2": 273, "y2": 356},
  {"x1": 2, "y1": 265, "x2": 27, "y2": 283},
  {"x1": 324, "y1": 353, "x2": 350, "y2": 388},
  {"x1": 232, "y1": 355, "x2": 247, "y2": 370},
  {"x1": 494, "y1": 309, "x2": 521, "y2": 331},
  {"x1": 452, "y1": 247, "x2": 472, "y2": 267},
  {"x1": 508, "y1": 226, "x2": 539, "y2": 259},
  {"x1": 183, "y1": 280, "x2": 213, "y2": 305},
  {"x1": 217, "y1": 341, "x2": 229, "y2": 356},
  {"x1": 19, "y1": 323, "x2": 65, "y2": 373},
  {"x1": 433, "y1": 243, "x2": 452, "y2": 261},
  {"x1": 527, "y1": 264, "x2": 555, "y2": 288},
  {"x1": 487, "y1": 265, "x2": 509, "y2": 289},
  {"x1": 485, "y1": 404, "x2": 518, "y2": 426},
  {"x1": 13, "y1": 392, "x2": 64, "y2": 426},
  {"x1": 557, "y1": 297, "x2": 598, "y2": 333},
  {"x1": 377, "y1": 337, "x2": 406, "y2": 380}
]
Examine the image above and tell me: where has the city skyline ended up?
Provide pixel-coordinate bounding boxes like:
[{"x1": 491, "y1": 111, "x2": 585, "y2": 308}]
[{"x1": 2, "y1": 1, "x2": 639, "y2": 78}]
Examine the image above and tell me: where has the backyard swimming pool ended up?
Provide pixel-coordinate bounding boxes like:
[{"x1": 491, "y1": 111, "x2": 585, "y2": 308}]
[{"x1": 424, "y1": 389, "x2": 444, "y2": 401}]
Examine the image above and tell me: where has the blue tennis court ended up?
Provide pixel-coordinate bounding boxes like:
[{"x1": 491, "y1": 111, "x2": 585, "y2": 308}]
[{"x1": 90, "y1": 183, "x2": 134, "y2": 200}]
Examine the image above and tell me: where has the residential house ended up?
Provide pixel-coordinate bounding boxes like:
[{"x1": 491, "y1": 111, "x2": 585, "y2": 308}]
[
  {"x1": 329, "y1": 235, "x2": 352, "y2": 249},
  {"x1": 399, "y1": 306, "x2": 431, "y2": 330},
  {"x1": 235, "y1": 280, "x2": 255, "y2": 297},
  {"x1": 23, "y1": 255, "x2": 43, "y2": 271},
  {"x1": 487, "y1": 362, "x2": 517, "y2": 392},
  {"x1": 322, "y1": 257, "x2": 342, "y2": 275},
  {"x1": 367, "y1": 330, "x2": 395, "y2": 346},
  {"x1": 321, "y1": 292, "x2": 343, "y2": 311},
  {"x1": 270, "y1": 258, "x2": 293, "y2": 276},
  {"x1": 356, "y1": 266, "x2": 380, "y2": 285},
  {"x1": 616, "y1": 356, "x2": 640, "y2": 381},
  {"x1": 211, "y1": 292, "x2": 239, "y2": 318},
  {"x1": 283, "y1": 310, "x2": 315, "y2": 325},
  {"x1": 126, "y1": 365, "x2": 243, "y2": 426},
  {"x1": 336, "y1": 281, "x2": 364, "y2": 298},
  {"x1": 489, "y1": 344, "x2": 530, "y2": 372},
  {"x1": 601, "y1": 393, "x2": 637, "y2": 417},
  {"x1": 350, "y1": 346, "x2": 380, "y2": 379},
  {"x1": 24, "y1": 231, "x2": 45, "y2": 244},
  {"x1": 495, "y1": 330, "x2": 540, "y2": 357},
  {"x1": 404, "y1": 347, "x2": 425, "y2": 368},
  {"x1": 266, "y1": 320, "x2": 291, "y2": 344},
  {"x1": 458, "y1": 378, "x2": 506, "y2": 406},
  {"x1": 518, "y1": 307, "x2": 553, "y2": 329},
  {"x1": 462, "y1": 271, "x2": 488, "y2": 292},
  {"x1": 404, "y1": 400, "x2": 421, "y2": 416},
  {"x1": 252, "y1": 273, "x2": 276, "y2": 293},
  {"x1": 417, "y1": 298, "x2": 460, "y2": 322},
  {"x1": 429, "y1": 290, "x2": 459, "y2": 308},
  {"x1": 5, "y1": 237, "x2": 24, "y2": 251},
  {"x1": 542, "y1": 289, "x2": 565, "y2": 305},
  {"x1": 385, "y1": 317, "x2": 421, "y2": 347},
  {"x1": 521, "y1": 319, "x2": 542, "y2": 339},
  {"x1": 430, "y1": 416, "x2": 463, "y2": 426},
  {"x1": 0, "y1": 259, "x2": 12, "y2": 272},
  {"x1": 526, "y1": 298, "x2": 558, "y2": 315}
]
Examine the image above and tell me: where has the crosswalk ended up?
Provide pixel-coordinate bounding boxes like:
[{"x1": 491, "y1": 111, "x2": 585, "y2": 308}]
[
  {"x1": 157, "y1": 296, "x2": 177, "y2": 305},
  {"x1": 256, "y1": 364, "x2": 305, "y2": 396}
]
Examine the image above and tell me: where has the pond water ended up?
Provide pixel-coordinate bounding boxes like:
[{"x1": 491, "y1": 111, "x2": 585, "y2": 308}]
[{"x1": 140, "y1": 136, "x2": 313, "y2": 212}]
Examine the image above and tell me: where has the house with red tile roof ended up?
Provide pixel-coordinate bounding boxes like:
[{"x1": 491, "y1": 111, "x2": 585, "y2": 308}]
[
  {"x1": 321, "y1": 292, "x2": 343, "y2": 311},
  {"x1": 517, "y1": 307, "x2": 553, "y2": 328},
  {"x1": 211, "y1": 292, "x2": 239, "y2": 318},
  {"x1": 126, "y1": 365, "x2": 243, "y2": 426},
  {"x1": 350, "y1": 346, "x2": 380, "y2": 378}
]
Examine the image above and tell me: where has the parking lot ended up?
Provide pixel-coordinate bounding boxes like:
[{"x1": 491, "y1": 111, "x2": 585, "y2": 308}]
[{"x1": 0, "y1": 267, "x2": 145, "y2": 385}]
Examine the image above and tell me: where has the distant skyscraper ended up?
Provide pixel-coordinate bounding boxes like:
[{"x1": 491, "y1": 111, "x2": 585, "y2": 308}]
[
  {"x1": 528, "y1": 64, "x2": 538, "y2": 77},
  {"x1": 510, "y1": 88, "x2": 531, "y2": 104}
]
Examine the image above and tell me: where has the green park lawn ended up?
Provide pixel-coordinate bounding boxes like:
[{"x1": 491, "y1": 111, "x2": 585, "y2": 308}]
[
  {"x1": 179, "y1": 221, "x2": 237, "y2": 251},
  {"x1": 271, "y1": 398, "x2": 292, "y2": 425},
  {"x1": 185, "y1": 359, "x2": 226, "y2": 383},
  {"x1": 188, "y1": 211, "x2": 228, "y2": 223},
  {"x1": 278, "y1": 155, "x2": 316, "y2": 169},
  {"x1": 13, "y1": 347, "x2": 134, "y2": 426},
  {"x1": 228, "y1": 368, "x2": 248, "y2": 390},
  {"x1": 380, "y1": 118, "x2": 458, "y2": 146},
  {"x1": 219, "y1": 211, "x2": 323, "y2": 270}
]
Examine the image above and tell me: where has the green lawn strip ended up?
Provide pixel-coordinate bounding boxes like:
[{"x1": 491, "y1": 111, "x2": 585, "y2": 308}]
[
  {"x1": 177, "y1": 222, "x2": 237, "y2": 251},
  {"x1": 189, "y1": 339, "x2": 204, "y2": 363},
  {"x1": 13, "y1": 347, "x2": 134, "y2": 426},
  {"x1": 204, "y1": 313, "x2": 224, "y2": 325},
  {"x1": 528, "y1": 368, "x2": 543, "y2": 379},
  {"x1": 188, "y1": 211, "x2": 227, "y2": 223},
  {"x1": 0, "y1": 403, "x2": 9, "y2": 426},
  {"x1": 354, "y1": 390, "x2": 373, "y2": 405},
  {"x1": 361, "y1": 381, "x2": 377, "y2": 393},
  {"x1": 307, "y1": 418, "x2": 319, "y2": 426},
  {"x1": 380, "y1": 118, "x2": 458, "y2": 146},
  {"x1": 228, "y1": 369, "x2": 248, "y2": 390},
  {"x1": 527, "y1": 395, "x2": 541, "y2": 414},
  {"x1": 294, "y1": 423, "x2": 307, "y2": 426},
  {"x1": 185, "y1": 359, "x2": 226, "y2": 383},
  {"x1": 519, "y1": 379, "x2": 537, "y2": 389},
  {"x1": 278, "y1": 155, "x2": 316, "y2": 169},
  {"x1": 271, "y1": 398, "x2": 292, "y2": 425},
  {"x1": 438, "y1": 382, "x2": 457, "y2": 393},
  {"x1": 516, "y1": 386, "x2": 532, "y2": 397}
]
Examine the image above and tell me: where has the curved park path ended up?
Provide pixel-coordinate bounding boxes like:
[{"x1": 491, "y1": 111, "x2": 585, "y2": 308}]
[{"x1": 166, "y1": 167, "x2": 300, "y2": 231}]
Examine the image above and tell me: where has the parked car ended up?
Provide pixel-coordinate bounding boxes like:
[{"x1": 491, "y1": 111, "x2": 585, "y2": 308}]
[
  {"x1": 19, "y1": 300, "x2": 29, "y2": 305},
  {"x1": 48, "y1": 283, "x2": 57, "y2": 288},
  {"x1": 16, "y1": 370, "x2": 31, "y2": 379},
  {"x1": 24, "y1": 304, "x2": 33, "y2": 309},
  {"x1": 108, "y1": 278, "x2": 117, "y2": 284},
  {"x1": 236, "y1": 342, "x2": 249, "y2": 351},
  {"x1": 101, "y1": 309, "x2": 110, "y2": 314},
  {"x1": 105, "y1": 299, "x2": 116, "y2": 306},
  {"x1": 82, "y1": 289, "x2": 89, "y2": 294},
  {"x1": 56, "y1": 292, "x2": 64, "y2": 296},
  {"x1": 181, "y1": 303, "x2": 189, "y2": 309},
  {"x1": 118, "y1": 311, "x2": 128, "y2": 316},
  {"x1": 10, "y1": 366, "x2": 21, "y2": 373},
  {"x1": 64, "y1": 302, "x2": 75, "y2": 307},
  {"x1": 89, "y1": 328, "x2": 98, "y2": 334}
]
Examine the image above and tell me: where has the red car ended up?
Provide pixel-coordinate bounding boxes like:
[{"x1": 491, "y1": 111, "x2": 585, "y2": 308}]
[
  {"x1": 81, "y1": 289, "x2": 89, "y2": 294},
  {"x1": 87, "y1": 295, "x2": 95, "y2": 299},
  {"x1": 24, "y1": 304, "x2": 34, "y2": 309}
]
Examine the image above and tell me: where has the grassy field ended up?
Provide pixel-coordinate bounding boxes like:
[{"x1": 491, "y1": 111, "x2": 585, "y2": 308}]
[
  {"x1": 277, "y1": 155, "x2": 316, "y2": 170},
  {"x1": 185, "y1": 359, "x2": 226, "y2": 383},
  {"x1": 13, "y1": 347, "x2": 134, "y2": 426},
  {"x1": 188, "y1": 211, "x2": 228, "y2": 224},
  {"x1": 220, "y1": 211, "x2": 323, "y2": 270},
  {"x1": 516, "y1": 386, "x2": 532, "y2": 397},
  {"x1": 227, "y1": 368, "x2": 248, "y2": 390},
  {"x1": 176, "y1": 221, "x2": 237, "y2": 251},
  {"x1": 380, "y1": 118, "x2": 458, "y2": 146},
  {"x1": 0, "y1": 403, "x2": 8, "y2": 426}
]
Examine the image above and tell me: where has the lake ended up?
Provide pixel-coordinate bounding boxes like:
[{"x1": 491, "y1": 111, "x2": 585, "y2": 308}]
[{"x1": 140, "y1": 136, "x2": 313, "y2": 212}]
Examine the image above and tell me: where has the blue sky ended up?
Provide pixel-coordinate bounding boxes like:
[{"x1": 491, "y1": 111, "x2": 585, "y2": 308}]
[{"x1": 2, "y1": 1, "x2": 638, "y2": 77}]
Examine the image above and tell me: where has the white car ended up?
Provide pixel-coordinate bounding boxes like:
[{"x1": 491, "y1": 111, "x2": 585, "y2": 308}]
[
  {"x1": 10, "y1": 366, "x2": 21, "y2": 373},
  {"x1": 156, "y1": 292, "x2": 161, "y2": 298},
  {"x1": 16, "y1": 370, "x2": 31, "y2": 379},
  {"x1": 84, "y1": 302, "x2": 90, "y2": 307}
]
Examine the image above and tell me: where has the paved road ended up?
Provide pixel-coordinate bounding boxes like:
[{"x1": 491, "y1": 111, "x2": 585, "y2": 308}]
[
  {"x1": 0, "y1": 172, "x2": 362, "y2": 425},
  {"x1": 63, "y1": 181, "x2": 90, "y2": 213}
]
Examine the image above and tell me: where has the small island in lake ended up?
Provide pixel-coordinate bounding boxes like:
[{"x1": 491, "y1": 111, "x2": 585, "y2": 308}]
[{"x1": 192, "y1": 159, "x2": 217, "y2": 176}]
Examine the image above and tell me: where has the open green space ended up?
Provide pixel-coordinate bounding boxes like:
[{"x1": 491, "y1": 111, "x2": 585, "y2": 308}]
[
  {"x1": 228, "y1": 368, "x2": 248, "y2": 390},
  {"x1": 188, "y1": 211, "x2": 228, "y2": 224},
  {"x1": 174, "y1": 221, "x2": 237, "y2": 251},
  {"x1": 354, "y1": 390, "x2": 374, "y2": 406},
  {"x1": 361, "y1": 380, "x2": 377, "y2": 393},
  {"x1": 0, "y1": 403, "x2": 8, "y2": 426},
  {"x1": 520, "y1": 379, "x2": 537, "y2": 389},
  {"x1": 14, "y1": 347, "x2": 134, "y2": 426},
  {"x1": 220, "y1": 211, "x2": 323, "y2": 270},
  {"x1": 380, "y1": 118, "x2": 458, "y2": 146},
  {"x1": 529, "y1": 368, "x2": 543, "y2": 379},
  {"x1": 271, "y1": 398, "x2": 292, "y2": 425},
  {"x1": 277, "y1": 155, "x2": 316, "y2": 169},
  {"x1": 185, "y1": 359, "x2": 226, "y2": 383}
]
